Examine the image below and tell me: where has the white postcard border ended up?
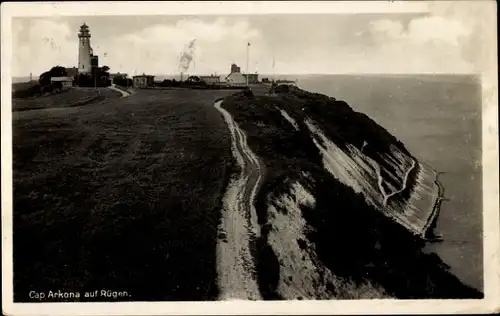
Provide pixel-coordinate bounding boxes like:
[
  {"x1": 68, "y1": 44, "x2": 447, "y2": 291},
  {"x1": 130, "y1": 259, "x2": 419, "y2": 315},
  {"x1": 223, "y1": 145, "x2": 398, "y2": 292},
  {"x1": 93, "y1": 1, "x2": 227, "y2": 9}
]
[{"x1": 2, "y1": 1, "x2": 499, "y2": 315}]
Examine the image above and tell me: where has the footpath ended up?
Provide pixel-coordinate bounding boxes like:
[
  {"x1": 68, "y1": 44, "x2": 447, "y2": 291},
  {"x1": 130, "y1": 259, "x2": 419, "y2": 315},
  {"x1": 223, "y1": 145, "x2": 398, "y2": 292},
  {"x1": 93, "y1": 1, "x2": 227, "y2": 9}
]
[{"x1": 109, "y1": 84, "x2": 133, "y2": 97}]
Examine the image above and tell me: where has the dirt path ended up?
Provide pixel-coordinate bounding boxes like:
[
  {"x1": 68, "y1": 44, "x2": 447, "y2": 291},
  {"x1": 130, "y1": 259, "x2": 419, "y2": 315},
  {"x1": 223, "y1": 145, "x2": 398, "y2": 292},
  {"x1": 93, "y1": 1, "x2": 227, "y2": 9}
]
[
  {"x1": 109, "y1": 84, "x2": 132, "y2": 97},
  {"x1": 214, "y1": 100, "x2": 263, "y2": 300}
]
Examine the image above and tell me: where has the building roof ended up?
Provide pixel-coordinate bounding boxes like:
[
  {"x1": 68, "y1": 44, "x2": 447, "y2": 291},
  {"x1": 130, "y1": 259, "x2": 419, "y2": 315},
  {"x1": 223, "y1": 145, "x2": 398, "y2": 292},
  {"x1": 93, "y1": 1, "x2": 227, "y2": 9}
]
[{"x1": 51, "y1": 76, "x2": 74, "y2": 82}]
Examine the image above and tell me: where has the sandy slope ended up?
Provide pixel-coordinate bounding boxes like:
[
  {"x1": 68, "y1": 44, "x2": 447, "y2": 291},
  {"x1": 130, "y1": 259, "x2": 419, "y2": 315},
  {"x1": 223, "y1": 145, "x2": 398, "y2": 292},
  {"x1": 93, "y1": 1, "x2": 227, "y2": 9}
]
[
  {"x1": 304, "y1": 118, "x2": 438, "y2": 237},
  {"x1": 214, "y1": 100, "x2": 263, "y2": 300},
  {"x1": 265, "y1": 179, "x2": 388, "y2": 299}
]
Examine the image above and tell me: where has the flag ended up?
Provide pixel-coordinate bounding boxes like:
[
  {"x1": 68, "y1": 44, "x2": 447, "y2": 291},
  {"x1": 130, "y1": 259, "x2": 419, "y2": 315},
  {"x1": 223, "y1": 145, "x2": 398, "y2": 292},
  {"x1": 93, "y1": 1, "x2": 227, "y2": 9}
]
[{"x1": 247, "y1": 42, "x2": 251, "y2": 47}]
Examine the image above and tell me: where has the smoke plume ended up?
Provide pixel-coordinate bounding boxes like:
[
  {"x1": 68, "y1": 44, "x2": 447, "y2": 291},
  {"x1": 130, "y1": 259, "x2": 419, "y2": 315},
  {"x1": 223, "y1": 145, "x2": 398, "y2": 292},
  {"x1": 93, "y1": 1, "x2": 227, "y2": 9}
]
[{"x1": 179, "y1": 39, "x2": 197, "y2": 73}]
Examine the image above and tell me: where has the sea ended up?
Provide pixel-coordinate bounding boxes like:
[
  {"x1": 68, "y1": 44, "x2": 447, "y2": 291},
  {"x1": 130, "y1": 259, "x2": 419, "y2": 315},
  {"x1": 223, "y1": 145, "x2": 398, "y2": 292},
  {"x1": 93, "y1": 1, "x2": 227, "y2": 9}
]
[
  {"x1": 11, "y1": 73, "x2": 483, "y2": 291},
  {"x1": 297, "y1": 74, "x2": 483, "y2": 292}
]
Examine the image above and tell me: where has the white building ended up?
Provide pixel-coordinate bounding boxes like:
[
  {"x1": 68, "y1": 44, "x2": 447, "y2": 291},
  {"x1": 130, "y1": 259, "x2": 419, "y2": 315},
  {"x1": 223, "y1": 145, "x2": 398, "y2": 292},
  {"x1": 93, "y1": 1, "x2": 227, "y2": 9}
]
[
  {"x1": 133, "y1": 74, "x2": 155, "y2": 88},
  {"x1": 78, "y1": 23, "x2": 92, "y2": 74},
  {"x1": 51, "y1": 76, "x2": 74, "y2": 88},
  {"x1": 226, "y1": 72, "x2": 246, "y2": 86}
]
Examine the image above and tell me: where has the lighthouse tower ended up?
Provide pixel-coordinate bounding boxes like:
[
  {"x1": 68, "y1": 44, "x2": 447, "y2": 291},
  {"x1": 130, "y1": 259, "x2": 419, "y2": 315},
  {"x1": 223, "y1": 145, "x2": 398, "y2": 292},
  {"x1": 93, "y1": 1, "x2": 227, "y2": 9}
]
[{"x1": 78, "y1": 23, "x2": 92, "y2": 74}]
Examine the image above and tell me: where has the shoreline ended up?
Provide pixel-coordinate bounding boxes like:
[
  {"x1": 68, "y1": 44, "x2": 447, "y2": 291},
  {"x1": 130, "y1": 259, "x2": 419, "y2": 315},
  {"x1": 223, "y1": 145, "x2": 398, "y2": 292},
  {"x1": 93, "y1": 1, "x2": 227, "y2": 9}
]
[{"x1": 422, "y1": 166, "x2": 446, "y2": 239}]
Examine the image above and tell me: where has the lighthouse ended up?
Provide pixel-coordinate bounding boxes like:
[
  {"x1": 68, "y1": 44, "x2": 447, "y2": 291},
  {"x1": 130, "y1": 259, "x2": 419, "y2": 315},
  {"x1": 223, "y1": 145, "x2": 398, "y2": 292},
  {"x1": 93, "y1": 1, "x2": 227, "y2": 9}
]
[{"x1": 78, "y1": 23, "x2": 92, "y2": 74}]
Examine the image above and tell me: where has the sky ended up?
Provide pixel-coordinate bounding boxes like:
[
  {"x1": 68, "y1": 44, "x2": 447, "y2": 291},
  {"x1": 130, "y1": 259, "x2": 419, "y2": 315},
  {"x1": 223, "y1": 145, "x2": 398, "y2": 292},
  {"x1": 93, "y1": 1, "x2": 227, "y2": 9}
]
[{"x1": 10, "y1": 1, "x2": 492, "y2": 77}]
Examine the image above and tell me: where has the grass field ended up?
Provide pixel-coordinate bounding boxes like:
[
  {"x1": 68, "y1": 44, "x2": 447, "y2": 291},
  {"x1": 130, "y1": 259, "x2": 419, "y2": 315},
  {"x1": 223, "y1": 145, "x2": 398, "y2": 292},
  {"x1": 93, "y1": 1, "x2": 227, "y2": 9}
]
[
  {"x1": 12, "y1": 88, "x2": 122, "y2": 112},
  {"x1": 13, "y1": 88, "x2": 240, "y2": 301}
]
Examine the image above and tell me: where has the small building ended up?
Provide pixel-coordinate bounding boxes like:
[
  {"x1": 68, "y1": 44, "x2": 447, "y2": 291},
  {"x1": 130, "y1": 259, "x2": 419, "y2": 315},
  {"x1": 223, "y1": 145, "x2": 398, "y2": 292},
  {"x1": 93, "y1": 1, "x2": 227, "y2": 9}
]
[
  {"x1": 51, "y1": 76, "x2": 74, "y2": 88},
  {"x1": 226, "y1": 63, "x2": 247, "y2": 86},
  {"x1": 199, "y1": 75, "x2": 221, "y2": 85},
  {"x1": 226, "y1": 72, "x2": 246, "y2": 86},
  {"x1": 225, "y1": 62, "x2": 259, "y2": 86},
  {"x1": 243, "y1": 73, "x2": 259, "y2": 84},
  {"x1": 133, "y1": 74, "x2": 155, "y2": 88}
]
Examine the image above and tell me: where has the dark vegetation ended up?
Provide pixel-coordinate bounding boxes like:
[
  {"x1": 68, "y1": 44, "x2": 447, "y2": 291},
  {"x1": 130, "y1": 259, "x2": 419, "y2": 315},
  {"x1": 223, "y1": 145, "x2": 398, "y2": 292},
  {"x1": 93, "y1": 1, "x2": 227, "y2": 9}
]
[
  {"x1": 13, "y1": 89, "x2": 238, "y2": 302},
  {"x1": 12, "y1": 88, "x2": 121, "y2": 112},
  {"x1": 12, "y1": 81, "x2": 64, "y2": 98},
  {"x1": 12, "y1": 65, "x2": 111, "y2": 100},
  {"x1": 113, "y1": 74, "x2": 133, "y2": 88},
  {"x1": 221, "y1": 85, "x2": 483, "y2": 299},
  {"x1": 76, "y1": 65, "x2": 111, "y2": 87},
  {"x1": 38, "y1": 66, "x2": 68, "y2": 86},
  {"x1": 12, "y1": 66, "x2": 69, "y2": 98}
]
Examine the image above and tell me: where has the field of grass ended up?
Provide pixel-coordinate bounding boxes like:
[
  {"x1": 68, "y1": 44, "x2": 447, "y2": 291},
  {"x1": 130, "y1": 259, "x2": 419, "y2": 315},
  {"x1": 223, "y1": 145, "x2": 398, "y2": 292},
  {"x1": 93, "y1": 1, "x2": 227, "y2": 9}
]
[
  {"x1": 13, "y1": 88, "x2": 240, "y2": 302},
  {"x1": 12, "y1": 88, "x2": 122, "y2": 112},
  {"x1": 221, "y1": 87, "x2": 483, "y2": 299}
]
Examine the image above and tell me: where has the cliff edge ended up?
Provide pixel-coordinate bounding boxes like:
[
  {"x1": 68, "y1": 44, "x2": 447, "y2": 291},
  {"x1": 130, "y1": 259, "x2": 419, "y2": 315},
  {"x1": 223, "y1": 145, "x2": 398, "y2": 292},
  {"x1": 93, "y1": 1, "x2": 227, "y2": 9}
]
[{"x1": 216, "y1": 84, "x2": 483, "y2": 300}]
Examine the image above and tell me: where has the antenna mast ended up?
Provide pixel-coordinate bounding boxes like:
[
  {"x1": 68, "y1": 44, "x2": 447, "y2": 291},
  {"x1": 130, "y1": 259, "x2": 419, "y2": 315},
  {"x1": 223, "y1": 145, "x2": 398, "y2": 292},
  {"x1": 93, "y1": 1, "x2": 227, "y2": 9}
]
[
  {"x1": 246, "y1": 42, "x2": 250, "y2": 86},
  {"x1": 272, "y1": 55, "x2": 276, "y2": 82}
]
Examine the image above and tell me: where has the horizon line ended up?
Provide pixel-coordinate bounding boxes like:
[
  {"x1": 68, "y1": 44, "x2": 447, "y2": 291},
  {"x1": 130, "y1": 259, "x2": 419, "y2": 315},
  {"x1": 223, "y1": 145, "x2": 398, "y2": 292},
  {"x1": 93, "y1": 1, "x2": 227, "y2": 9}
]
[{"x1": 13, "y1": 73, "x2": 479, "y2": 79}]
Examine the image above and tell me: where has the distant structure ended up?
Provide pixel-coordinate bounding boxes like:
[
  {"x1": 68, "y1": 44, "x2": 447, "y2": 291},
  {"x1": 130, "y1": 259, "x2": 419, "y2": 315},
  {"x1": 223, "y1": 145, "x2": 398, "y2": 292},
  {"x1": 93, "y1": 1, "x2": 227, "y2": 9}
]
[
  {"x1": 78, "y1": 23, "x2": 93, "y2": 73},
  {"x1": 133, "y1": 74, "x2": 155, "y2": 88},
  {"x1": 230, "y1": 63, "x2": 241, "y2": 73},
  {"x1": 226, "y1": 63, "x2": 246, "y2": 86},
  {"x1": 243, "y1": 73, "x2": 259, "y2": 84},
  {"x1": 225, "y1": 63, "x2": 259, "y2": 86},
  {"x1": 199, "y1": 75, "x2": 221, "y2": 85}
]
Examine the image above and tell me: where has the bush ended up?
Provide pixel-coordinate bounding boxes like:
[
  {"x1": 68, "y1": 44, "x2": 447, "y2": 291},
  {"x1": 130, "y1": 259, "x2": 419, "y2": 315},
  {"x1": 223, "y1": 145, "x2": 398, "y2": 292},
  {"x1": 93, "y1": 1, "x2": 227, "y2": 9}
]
[{"x1": 113, "y1": 76, "x2": 133, "y2": 88}]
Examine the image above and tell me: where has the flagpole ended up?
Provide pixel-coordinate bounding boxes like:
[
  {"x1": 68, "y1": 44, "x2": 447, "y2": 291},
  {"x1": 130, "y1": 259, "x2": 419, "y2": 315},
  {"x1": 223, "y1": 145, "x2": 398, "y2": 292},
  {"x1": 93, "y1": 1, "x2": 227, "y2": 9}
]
[
  {"x1": 246, "y1": 42, "x2": 250, "y2": 87},
  {"x1": 272, "y1": 55, "x2": 276, "y2": 83}
]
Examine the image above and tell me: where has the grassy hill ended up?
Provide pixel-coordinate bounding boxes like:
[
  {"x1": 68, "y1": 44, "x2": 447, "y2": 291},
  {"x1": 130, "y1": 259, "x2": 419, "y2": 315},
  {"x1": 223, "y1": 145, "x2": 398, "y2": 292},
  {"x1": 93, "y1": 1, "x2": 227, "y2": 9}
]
[{"x1": 13, "y1": 89, "x2": 241, "y2": 302}]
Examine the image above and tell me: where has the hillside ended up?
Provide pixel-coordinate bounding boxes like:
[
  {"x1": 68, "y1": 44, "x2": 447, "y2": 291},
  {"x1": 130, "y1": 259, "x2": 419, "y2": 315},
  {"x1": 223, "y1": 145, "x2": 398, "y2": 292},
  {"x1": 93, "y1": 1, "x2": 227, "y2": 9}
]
[{"x1": 217, "y1": 85, "x2": 483, "y2": 300}]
